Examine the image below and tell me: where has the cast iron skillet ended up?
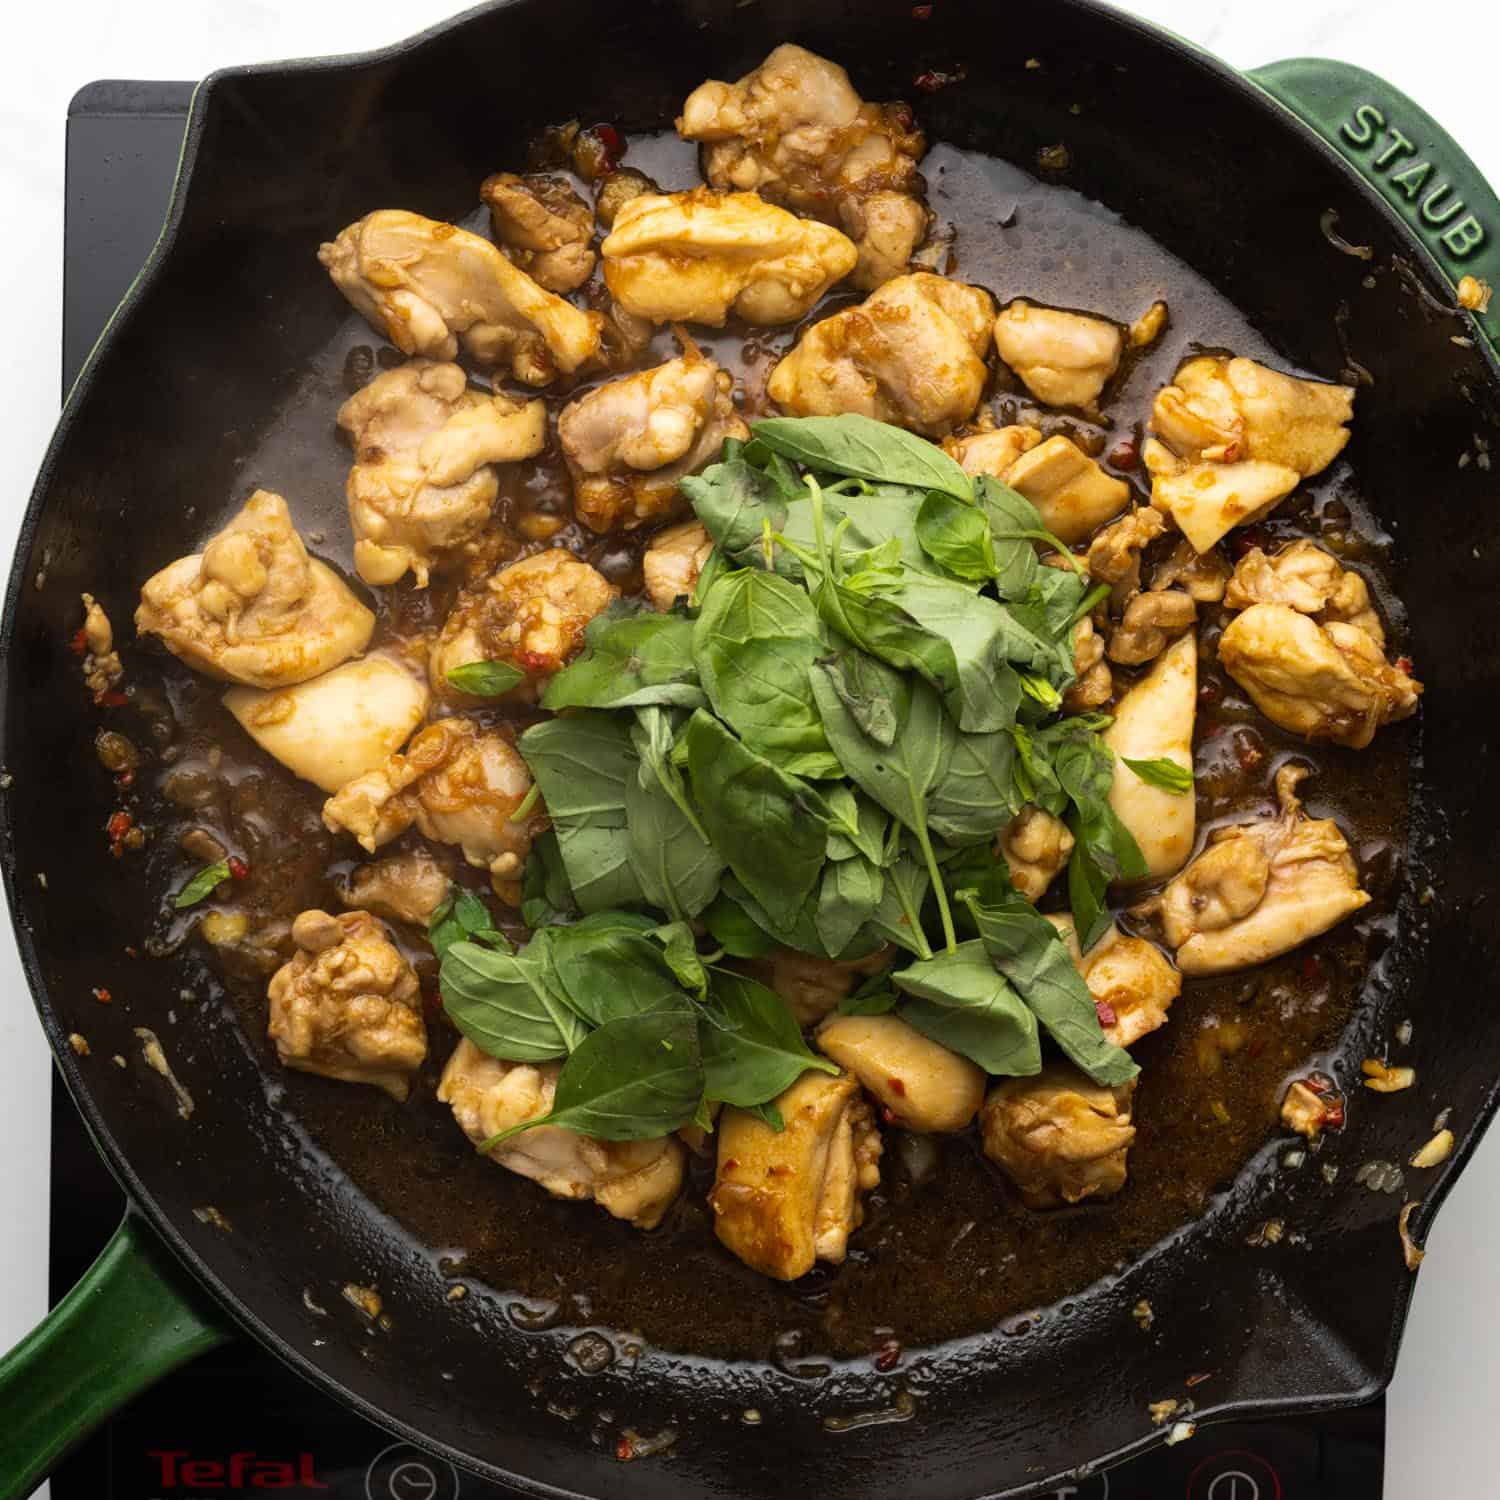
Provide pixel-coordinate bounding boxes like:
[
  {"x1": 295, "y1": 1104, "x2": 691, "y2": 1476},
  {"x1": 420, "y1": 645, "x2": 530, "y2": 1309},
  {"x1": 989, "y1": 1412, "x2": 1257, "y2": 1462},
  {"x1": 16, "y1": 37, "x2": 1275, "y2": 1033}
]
[{"x1": 2, "y1": 1, "x2": 1499, "y2": 1495}]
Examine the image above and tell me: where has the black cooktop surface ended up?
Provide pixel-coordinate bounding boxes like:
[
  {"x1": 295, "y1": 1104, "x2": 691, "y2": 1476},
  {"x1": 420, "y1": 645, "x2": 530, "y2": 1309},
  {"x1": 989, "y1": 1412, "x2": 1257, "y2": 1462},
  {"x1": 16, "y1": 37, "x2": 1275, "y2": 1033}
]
[{"x1": 49, "y1": 79, "x2": 1386, "y2": 1500}]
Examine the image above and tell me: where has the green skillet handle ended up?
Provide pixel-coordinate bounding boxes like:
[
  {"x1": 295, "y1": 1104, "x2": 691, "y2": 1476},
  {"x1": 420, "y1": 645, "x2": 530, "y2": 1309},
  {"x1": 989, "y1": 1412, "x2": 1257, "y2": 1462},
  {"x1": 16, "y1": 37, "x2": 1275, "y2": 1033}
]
[
  {"x1": 1249, "y1": 58, "x2": 1500, "y2": 363},
  {"x1": 0, "y1": 1212, "x2": 232, "y2": 1500}
]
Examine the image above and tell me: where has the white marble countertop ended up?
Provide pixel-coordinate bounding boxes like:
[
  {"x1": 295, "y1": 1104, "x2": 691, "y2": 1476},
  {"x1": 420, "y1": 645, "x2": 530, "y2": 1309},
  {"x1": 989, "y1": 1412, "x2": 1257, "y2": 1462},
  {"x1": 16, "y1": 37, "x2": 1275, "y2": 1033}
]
[{"x1": 2, "y1": 3, "x2": 1496, "y2": 1496}]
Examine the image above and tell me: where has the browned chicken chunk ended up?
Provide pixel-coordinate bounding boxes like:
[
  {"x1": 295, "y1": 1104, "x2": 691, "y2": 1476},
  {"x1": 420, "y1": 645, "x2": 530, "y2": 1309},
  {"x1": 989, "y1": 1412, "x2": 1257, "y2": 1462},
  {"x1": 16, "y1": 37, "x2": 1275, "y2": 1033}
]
[
  {"x1": 1108, "y1": 588, "x2": 1197, "y2": 666},
  {"x1": 1048, "y1": 915, "x2": 1181, "y2": 1049},
  {"x1": 751, "y1": 945, "x2": 895, "y2": 1025},
  {"x1": 1225, "y1": 538, "x2": 1384, "y2": 645},
  {"x1": 992, "y1": 301, "x2": 1123, "y2": 411},
  {"x1": 642, "y1": 520, "x2": 714, "y2": 611},
  {"x1": 480, "y1": 172, "x2": 596, "y2": 292},
  {"x1": 338, "y1": 849, "x2": 451, "y2": 928},
  {"x1": 815, "y1": 1013, "x2": 985, "y2": 1132},
  {"x1": 943, "y1": 423, "x2": 1042, "y2": 478},
  {"x1": 1005, "y1": 435, "x2": 1131, "y2": 544},
  {"x1": 998, "y1": 806, "x2": 1074, "y2": 902}
]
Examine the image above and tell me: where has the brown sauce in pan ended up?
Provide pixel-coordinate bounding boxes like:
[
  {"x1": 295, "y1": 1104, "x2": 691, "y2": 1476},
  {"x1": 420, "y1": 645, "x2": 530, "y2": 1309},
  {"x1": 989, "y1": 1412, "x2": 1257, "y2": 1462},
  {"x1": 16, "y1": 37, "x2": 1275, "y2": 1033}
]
[{"x1": 117, "y1": 133, "x2": 1410, "y2": 1364}]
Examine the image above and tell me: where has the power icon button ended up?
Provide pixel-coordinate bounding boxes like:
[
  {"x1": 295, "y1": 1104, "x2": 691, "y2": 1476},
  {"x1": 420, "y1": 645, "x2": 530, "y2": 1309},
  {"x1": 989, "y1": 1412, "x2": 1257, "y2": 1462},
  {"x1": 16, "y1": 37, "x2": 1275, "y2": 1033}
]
[
  {"x1": 1207, "y1": 1474, "x2": 1260, "y2": 1500},
  {"x1": 1186, "y1": 1451, "x2": 1281, "y2": 1500}
]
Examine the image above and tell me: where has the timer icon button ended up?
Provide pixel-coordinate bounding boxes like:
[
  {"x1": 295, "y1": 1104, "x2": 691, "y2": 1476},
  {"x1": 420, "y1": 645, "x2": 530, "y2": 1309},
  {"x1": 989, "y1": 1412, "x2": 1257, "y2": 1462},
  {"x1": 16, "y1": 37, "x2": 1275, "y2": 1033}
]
[{"x1": 1186, "y1": 1451, "x2": 1281, "y2": 1500}]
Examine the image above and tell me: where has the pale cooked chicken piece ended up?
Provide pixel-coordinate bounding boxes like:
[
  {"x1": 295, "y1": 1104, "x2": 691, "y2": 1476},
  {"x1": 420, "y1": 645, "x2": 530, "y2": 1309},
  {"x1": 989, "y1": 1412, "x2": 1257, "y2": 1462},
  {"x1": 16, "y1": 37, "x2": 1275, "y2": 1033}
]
[
  {"x1": 815, "y1": 1013, "x2": 984, "y2": 1133},
  {"x1": 1143, "y1": 437, "x2": 1299, "y2": 555},
  {"x1": 710, "y1": 1069, "x2": 882, "y2": 1280},
  {"x1": 1157, "y1": 764, "x2": 1370, "y2": 975},
  {"x1": 1087, "y1": 506, "x2": 1168, "y2": 607},
  {"x1": 428, "y1": 550, "x2": 616, "y2": 703},
  {"x1": 266, "y1": 909, "x2": 425, "y2": 1101},
  {"x1": 1066, "y1": 614, "x2": 1112, "y2": 712},
  {"x1": 943, "y1": 423, "x2": 1042, "y2": 478},
  {"x1": 1152, "y1": 355, "x2": 1354, "y2": 476},
  {"x1": 752, "y1": 945, "x2": 895, "y2": 1026},
  {"x1": 1218, "y1": 603, "x2": 1420, "y2": 749},
  {"x1": 642, "y1": 520, "x2": 714, "y2": 611},
  {"x1": 993, "y1": 301, "x2": 1124, "y2": 411},
  {"x1": 136, "y1": 491, "x2": 374, "y2": 689},
  {"x1": 600, "y1": 188, "x2": 857, "y2": 327},
  {"x1": 223, "y1": 654, "x2": 429, "y2": 794},
  {"x1": 322, "y1": 717, "x2": 547, "y2": 899},
  {"x1": 1005, "y1": 436, "x2": 1131, "y2": 545},
  {"x1": 1225, "y1": 539, "x2": 1385, "y2": 645},
  {"x1": 1149, "y1": 536, "x2": 1231, "y2": 603},
  {"x1": 337, "y1": 359, "x2": 545, "y2": 587},
  {"x1": 677, "y1": 43, "x2": 928, "y2": 290},
  {"x1": 1104, "y1": 632, "x2": 1196, "y2": 880},
  {"x1": 338, "y1": 849, "x2": 451, "y2": 928},
  {"x1": 1047, "y1": 915, "x2": 1181, "y2": 1049},
  {"x1": 318, "y1": 209, "x2": 602, "y2": 385},
  {"x1": 439, "y1": 1039, "x2": 683, "y2": 1229},
  {"x1": 480, "y1": 172, "x2": 596, "y2": 293},
  {"x1": 1108, "y1": 588, "x2": 1196, "y2": 666},
  {"x1": 78, "y1": 592, "x2": 123, "y2": 700},
  {"x1": 998, "y1": 806, "x2": 1074, "y2": 902},
  {"x1": 767, "y1": 272, "x2": 994, "y2": 437},
  {"x1": 595, "y1": 167, "x2": 661, "y2": 230},
  {"x1": 558, "y1": 351, "x2": 749, "y2": 532},
  {"x1": 981, "y1": 1064, "x2": 1137, "y2": 1209}
]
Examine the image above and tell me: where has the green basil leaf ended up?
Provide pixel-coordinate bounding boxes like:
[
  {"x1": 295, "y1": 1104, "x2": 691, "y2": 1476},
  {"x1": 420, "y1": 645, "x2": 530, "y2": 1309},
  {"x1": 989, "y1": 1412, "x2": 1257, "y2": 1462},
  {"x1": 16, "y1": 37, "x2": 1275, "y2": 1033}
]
[
  {"x1": 175, "y1": 860, "x2": 230, "y2": 909},
  {"x1": 652, "y1": 921, "x2": 711, "y2": 999},
  {"x1": 446, "y1": 660, "x2": 526, "y2": 697},
  {"x1": 692, "y1": 569, "x2": 841, "y2": 779},
  {"x1": 915, "y1": 490, "x2": 997, "y2": 582},
  {"x1": 682, "y1": 456, "x2": 792, "y2": 560},
  {"x1": 546, "y1": 912, "x2": 687, "y2": 1028},
  {"x1": 441, "y1": 932, "x2": 586, "y2": 1061},
  {"x1": 541, "y1": 603, "x2": 705, "y2": 711},
  {"x1": 431, "y1": 884, "x2": 510, "y2": 960},
  {"x1": 744, "y1": 1101, "x2": 787, "y2": 1132},
  {"x1": 836, "y1": 974, "x2": 901, "y2": 1016},
  {"x1": 815, "y1": 855, "x2": 884, "y2": 958},
  {"x1": 751, "y1": 414, "x2": 972, "y2": 501},
  {"x1": 893, "y1": 941, "x2": 1042, "y2": 1075},
  {"x1": 927, "y1": 725, "x2": 1022, "y2": 846},
  {"x1": 520, "y1": 830, "x2": 575, "y2": 929},
  {"x1": 1121, "y1": 756, "x2": 1194, "y2": 795},
  {"x1": 1066, "y1": 840, "x2": 1113, "y2": 953},
  {"x1": 975, "y1": 474, "x2": 1046, "y2": 600},
  {"x1": 484, "y1": 1008, "x2": 704, "y2": 1146},
  {"x1": 626, "y1": 709, "x2": 724, "y2": 920},
  {"x1": 824, "y1": 786, "x2": 893, "y2": 864},
  {"x1": 861, "y1": 846, "x2": 935, "y2": 959},
  {"x1": 700, "y1": 970, "x2": 839, "y2": 1109},
  {"x1": 819, "y1": 643, "x2": 900, "y2": 746},
  {"x1": 772, "y1": 485, "x2": 937, "y2": 584},
  {"x1": 701, "y1": 891, "x2": 778, "y2": 958},
  {"x1": 682, "y1": 710, "x2": 829, "y2": 931}
]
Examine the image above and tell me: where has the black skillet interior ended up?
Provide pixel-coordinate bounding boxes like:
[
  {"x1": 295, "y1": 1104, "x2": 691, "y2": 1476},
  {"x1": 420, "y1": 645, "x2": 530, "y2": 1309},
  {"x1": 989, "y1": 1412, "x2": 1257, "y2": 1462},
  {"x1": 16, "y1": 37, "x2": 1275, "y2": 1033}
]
[{"x1": 6, "y1": 1, "x2": 1500, "y2": 1496}]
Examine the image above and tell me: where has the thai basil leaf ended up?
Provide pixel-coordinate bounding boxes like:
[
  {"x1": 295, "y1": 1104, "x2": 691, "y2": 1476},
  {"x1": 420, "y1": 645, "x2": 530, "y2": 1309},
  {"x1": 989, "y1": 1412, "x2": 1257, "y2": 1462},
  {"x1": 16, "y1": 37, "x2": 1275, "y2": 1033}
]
[
  {"x1": 862, "y1": 847, "x2": 935, "y2": 959},
  {"x1": 1122, "y1": 756, "x2": 1194, "y2": 795},
  {"x1": 446, "y1": 659, "x2": 526, "y2": 697},
  {"x1": 700, "y1": 970, "x2": 839, "y2": 1109},
  {"x1": 819, "y1": 642, "x2": 900, "y2": 745},
  {"x1": 682, "y1": 710, "x2": 829, "y2": 930},
  {"x1": 545, "y1": 911, "x2": 688, "y2": 1029},
  {"x1": 520, "y1": 830, "x2": 575, "y2": 930},
  {"x1": 701, "y1": 891, "x2": 778, "y2": 958},
  {"x1": 626, "y1": 710, "x2": 724, "y2": 920},
  {"x1": 1067, "y1": 840, "x2": 1112, "y2": 953},
  {"x1": 692, "y1": 569, "x2": 842, "y2": 778},
  {"x1": 915, "y1": 490, "x2": 996, "y2": 583},
  {"x1": 815, "y1": 854, "x2": 884, "y2": 958},
  {"x1": 927, "y1": 725, "x2": 1022, "y2": 846},
  {"x1": 483, "y1": 1008, "x2": 704, "y2": 1146},
  {"x1": 681, "y1": 455, "x2": 791, "y2": 560},
  {"x1": 893, "y1": 941, "x2": 1042, "y2": 1076},
  {"x1": 429, "y1": 884, "x2": 509, "y2": 961},
  {"x1": 836, "y1": 973, "x2": 901, "y2": 1016},
  {"x1": 824, "y1": 785, "x2": 892, "y2": 864},
  {"x1": 975, "y1": 475, "x2": 1047, "y2": 600},
  {"x1": 773, "y1": 485, "x2": 936, "y2": 583},
  {"x1": 652, "y1": 921, "x2": 711, "y2": 999},
  {"x1": 751, "y1": 414, "x2": 972, "y2": 501},
  {"x1": 441, "y1": 932, "x2": 586, "y2": 1062},
  {"x1": 175, "y1": 860, "x2": 231, "y2": 910},
  {"x1": 542, "y1": 604, "x2": 704, "y2": 712}
]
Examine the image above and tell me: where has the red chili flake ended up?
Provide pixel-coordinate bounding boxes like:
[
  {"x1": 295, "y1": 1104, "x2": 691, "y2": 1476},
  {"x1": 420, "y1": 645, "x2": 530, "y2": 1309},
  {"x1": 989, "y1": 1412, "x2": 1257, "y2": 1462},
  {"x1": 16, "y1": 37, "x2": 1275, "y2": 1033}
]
[
  {"x1": 911, "y1": 3, "x2": 933, "y2": 16},
  {"x1": 615, "y1": 1436, "x2": 634, "y2": 1462},
  {"x1": 1232, "y1": 729, "x2": 1264, "y2": 772},
  {"x1": 1094, "y1": 1000, "x2": 1117, "y2": 1027},
  {"x1": 591, "y1": 123, "x2": 623, "y2": 158},
  {"x1": 68, "y1": 627, "x2": 89, "y2": 658},
  {"x1": 1247, "y1": 1037, "x2": 1267, "y2": 1059},
  {"x1": 889, "y1": 102, "x2": 915, "y2": 131},
  {"x1": 1221, "y1": 441, "x2": 1242, "y2": 463},
  {"x1": 516, "y1": 651, "x2": 552, "y2": 672},
  {"x1": 1301, "y1": 955, "x2": 1320, "y2": 981},
  {"x1": 115, "y1": 770, "x2": 135, "y2": 789},
  {"x1": 874, "y1": 1337, "x2": 902, "y2": 1372},
  {"x1": 91, "y1": 987, "x2": 112, "y2": 1004},
  {"x1": 227, "y1": 856, "x2": 250, "y2": 881},
  {"x1": 913, "y1": 68, "x2": 958, "y2": 93},
  {"x1": 881, "y1": 1105, "x2": 901, "y2": 1126},
  {"x1": 1108, "y1": 439, "x2": 1139, "y2": 469},
  {"x1": 1304, "y1": 1073, "x2": 1332, "y2": 1096},
  {"x1": 124, "y1": 945, "x2": 138, "y2": 959},
  {"x1": 1230, "y1": 526, "x2": 1270, "y2": 560},
  {"x1": 1396, "y1": 655, "x2": 1414, "y2": 675},
  {"x1": 1185, "y1": 1371, "x2": 1214, "y2": 1389},
  {"x1": 96, "y1": 689, "x2": 128, "y2": 708},
  {"x1": 887, "y1": 1075, "x2": 907, "y2": 1097},
  {"x1": 1323, "y1": 1101, "x2": 1346, "y2": 1129},
  {"x1": 723, "y1": 1158, "x2": 739, "y2": 1171},
  {"x1": 106, "y1": 811, "x2": 132, "y2": 844},
  {"x1": 1197, "y1": 678, "x2": 1222, "y2": 709}
]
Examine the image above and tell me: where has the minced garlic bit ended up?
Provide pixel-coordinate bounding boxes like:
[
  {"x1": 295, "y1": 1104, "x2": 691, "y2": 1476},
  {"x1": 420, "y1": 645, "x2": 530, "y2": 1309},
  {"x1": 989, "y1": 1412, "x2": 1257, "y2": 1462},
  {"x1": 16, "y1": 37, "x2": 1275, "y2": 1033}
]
[
  {"x1": 111, "y1": 1054, "x2": 127, "y2": 1069},
  {"x1": 1410, "y1": 1128, "x2": 1454, "y2": 1169},
  {"x1": 1246, "y1": 1218, "x2": 1284, "y2": 1247},
  {"x1": 1457, "y1": 275, "x2": 1493, "y2": 314},
  {"x1": 192, "y1": 1205, "x2": 232, "y2": 1232},
  {"x1": 1166, "y1": 1420, "x2": 1197, "y2": 1447},
  {"x1": 1362, "y1": 1058, "x2": 1416, "y2": 1093},
  {"x1": 446, "y1": 1283, "x2": 469, "y2": 1302},
  {"x1": 67, "y1": 1033, "x2": 90, "y2": 1057},
  {"x1": 1148, "y1": 1398, "x2": 1180, "y2": 1425},
  {"x1": 134, "y1": 1027, "x2": 195, "y2": 1119},
  {"x1": 1132, "y1": 1298, "x2": 1155, "y2": 1331},
  {"x1": 1129, "y1": 300, "x2": 1168, "y2": 348},
  {"x1": 1398, "y1": 1201, "x2": 1425, "y2": 1270},
  {"x1": 343, "y1": 1283, "x2": 384, "y2": 1320}
]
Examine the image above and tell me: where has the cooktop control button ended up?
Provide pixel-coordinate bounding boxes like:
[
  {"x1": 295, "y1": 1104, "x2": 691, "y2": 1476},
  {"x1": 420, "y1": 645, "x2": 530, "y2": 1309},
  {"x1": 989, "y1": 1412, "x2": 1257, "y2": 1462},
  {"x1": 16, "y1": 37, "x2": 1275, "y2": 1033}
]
[
  {"x1": 1186, "y1": 1451, "x2": 1282, "y2": 1500},
  {"x1": 364, "y1": 1442, "x2": 462, "y2": 1500}
]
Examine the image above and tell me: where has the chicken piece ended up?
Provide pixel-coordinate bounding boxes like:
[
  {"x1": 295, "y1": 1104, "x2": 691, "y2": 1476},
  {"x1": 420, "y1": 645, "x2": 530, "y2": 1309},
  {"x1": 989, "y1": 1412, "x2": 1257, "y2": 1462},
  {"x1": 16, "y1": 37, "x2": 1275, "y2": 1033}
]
[
  {"x1": 710, "y1": 1069, "x2": 882, "y2": 1280},
  {"x1": 1005, "y1": 436, "x2": 1132, "y2": 545},
  {"x1": 1152, "y1": 355, "x2": 1354, "y2": 476},
  {"x1": 336, "y1": 359, "x2": 545, "y2": 587},
  {"x1": 338, "y1": 849, "x2": 450, "y2": 928},
  {"x1": 677, "y1": 43, "x2": 928, "y2": 291},
  {"x1": 1281, "y1": 1079, "x2": 1343, "y2": 1142},
  {"x1": 1108, "y1": 588, "x2": 1196, "y2": 666},
  {"x1": 1047, "y1": 915, "x2": 1181, "y2": 1049},
  {"x1": 223, "y1": 654, "x2": 429, "y2": 794},
  {"x1": 1149, "y1": 536, "x2": 1231, "y2": 603},
  {"x1": 943, "y1": 423, "x2": 1042, "y2": 478},
  {"x1": 753, "y1": 945, "x2": 895, "y2": 1026},
  {"x1": 1143, "y1": 438, "x2": 1299, "y2": 555},
  {"x1": 79, "y1": 592, "x2": 123, "y2": 700},
  {"x1": 595, "y1": 167, "x2": 660, "y2": 231},
  {"x1": 558, "y1": 351, "x2": 749, "y2": 532},
  {"x1": 1218, "y1": 603, "x2": 1420, "y2": 750},
  {"x1": 438, "y1": 1039, "x2": 684, "y2": 1229},
  {"x1": 643, "y1": 520, "x2": 713, "y2": 611},
  {"x1": 998, "y1": 806, "x2": 1074, "y2": 902},
  {"x1": 981, "y1": 1064, "x2": 1137, "y2": 1209},
  {"x1": 266, "y1": 909, "x2": 425, "y2": 1101},
  {"x1": 429, "y1": 550, "x2": 616, "y2": 703},
  {"x1": 1156, "y1": 763, "x2": 1369, "y2": 976},
  {"x1": 323, "y1": 717, "x2": 546, "y2": 901},
  {"x1": 136, "y1": 491, "x2": 374, "y2": 689},
  {"x1": 600, "y1": 188, "x2": 857, "y2": 327},
  {"x1": 1225, "y1": 539, "x2": 1385, "y2": 646},
  {"x1": 767, "y1": 272, "x2": 994, "y2": 437},
  {"x1": 1066, "y1": 614, "x2": 1112, "y2": 712},
  {"x1": 318, "y1": 209, "x2": 602, "y2": 384},
  {"x1": 815, "y1": 1013, "x2": 984, "y2": 1132},
  {"x1": 1104, "y1": 632, "x2": 1196, "y2": 880},
  {"x1": 1087, "y1": 506, "x2": 1168, "y2": 606},
  {"x1": 480, "y1": 172, "x2": 596, "y2": 293},
  {"x1": 993, "y1": 301, "x2": 1123, "y2": 412}
]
